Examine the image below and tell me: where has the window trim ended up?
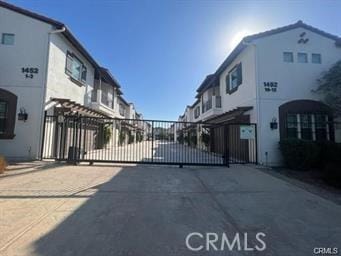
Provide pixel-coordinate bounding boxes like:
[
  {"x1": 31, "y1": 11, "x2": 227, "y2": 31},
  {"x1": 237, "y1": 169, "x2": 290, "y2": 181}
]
[{"x1": 1, "y1": 33, "x2": 15, "y2": 45}]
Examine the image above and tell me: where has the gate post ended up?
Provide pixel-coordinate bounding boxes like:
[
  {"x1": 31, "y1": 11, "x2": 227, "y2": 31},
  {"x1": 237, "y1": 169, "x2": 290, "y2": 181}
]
[
  {"x1": 223, "y1": 124, "x2": 230, "y2": 167},
  {"x1": 40, "y1": 111, "x2": 47, "y2": 160}
]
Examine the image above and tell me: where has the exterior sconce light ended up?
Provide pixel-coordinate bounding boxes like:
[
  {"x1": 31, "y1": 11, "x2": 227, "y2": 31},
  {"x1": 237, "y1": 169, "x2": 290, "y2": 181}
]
[
  {"x1": 270, "y1": 118, "x2": 278, "y2": 130},
  {"x1": 18, "y1": 107, "x2": 28, "y2": 121}
]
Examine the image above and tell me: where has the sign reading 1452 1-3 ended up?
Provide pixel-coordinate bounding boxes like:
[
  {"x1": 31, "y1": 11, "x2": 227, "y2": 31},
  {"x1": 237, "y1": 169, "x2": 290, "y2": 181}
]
[{"x1": 22, "y1": 67, "x2": 39, "y2": 79}]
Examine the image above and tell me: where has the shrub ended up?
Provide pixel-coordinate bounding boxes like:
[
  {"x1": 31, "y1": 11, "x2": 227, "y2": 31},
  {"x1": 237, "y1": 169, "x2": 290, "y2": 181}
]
[
  {"x1": 103, "y1": 124, "x2": 113, "y2": 145},
  {"x1": 119, "y1": 129, "x2": 126, "y2": 146},
  {"x1": 0, "y1": 155, "x2": 7, "y2": 174},
  {"x1": 279, "y1": 139, "x2": 320, "y2": 170},
  {"x1": 201, "y1": 132, "x2": 210, "y2": 148}
]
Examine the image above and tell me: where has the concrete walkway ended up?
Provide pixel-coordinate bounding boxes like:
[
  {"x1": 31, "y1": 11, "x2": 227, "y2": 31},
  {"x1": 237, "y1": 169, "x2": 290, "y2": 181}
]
[{"x1": 0, "y1": 163, "x2": 340, "y2": 256}]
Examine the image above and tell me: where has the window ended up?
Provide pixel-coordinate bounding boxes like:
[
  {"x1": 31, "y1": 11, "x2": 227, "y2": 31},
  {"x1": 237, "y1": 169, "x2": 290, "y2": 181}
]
[
  {"x1": 119, "y1": 104, "x2": 125, "y2": 116},
  {"x1": 300, "y1": 114, "x2": 312, "y2": 140},
  {"x1": 287, "y1": 114, "x2": 298, "y2": 138},
  {"x1": 1, "y1": 33, "x2": 15, "y2": 45},
  {"x1": 0, "y1": 101, "x2": 7, "y2": 134},
  {"x1": 286, "y1": 113, "x2": 330, "y2": 141},
  {"x1": 194, "y1": 106, "x2": 200, "y2": 119},
  {"x1": 312, "y1": 53, "x2": 321, "y2": 64},
  {"x1": 315, "y1": 114, "x2": 328, "y2": 141},
  {"x1": 226, "y1": 63, "x2": 242, "y2": 94},
  {"x1": 65, "y1": 51, "x2": 87, "y2": 84},
  {"x1": 283, "y1": 52, "x2": 293, "y2": 62},
  {"x1": 297, "y1": 52, "x2": 308, "y2": 63}
]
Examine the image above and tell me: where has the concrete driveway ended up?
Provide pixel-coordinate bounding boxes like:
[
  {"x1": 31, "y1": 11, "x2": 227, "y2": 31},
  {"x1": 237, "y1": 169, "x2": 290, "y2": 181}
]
[{"x1": 0, "y1": 163, "x2": 340, "y2": 256}]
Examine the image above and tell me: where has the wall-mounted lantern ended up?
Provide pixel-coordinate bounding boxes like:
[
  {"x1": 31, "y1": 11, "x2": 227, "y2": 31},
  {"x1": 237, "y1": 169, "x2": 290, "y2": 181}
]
[
  {"x1": 18, "y1": 107, "x2": 28, "y2": 122},
  {"x1": 270, "y1": 118, "x2": 278, "y2": 130}
]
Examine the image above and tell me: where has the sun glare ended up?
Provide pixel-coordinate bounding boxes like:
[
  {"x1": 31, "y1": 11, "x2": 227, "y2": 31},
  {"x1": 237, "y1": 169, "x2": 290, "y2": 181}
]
[{"x1": 229, "y1": 30, "x2": 251, "y2": 50}]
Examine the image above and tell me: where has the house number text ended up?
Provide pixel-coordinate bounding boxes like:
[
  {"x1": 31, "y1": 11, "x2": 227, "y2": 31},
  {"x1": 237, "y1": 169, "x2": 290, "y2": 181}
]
[
  {"x1": 263, "y1": 82, "x2": 278, "y2": 92},
  {"x1": 22, "y1": 67, "x2": 39, "y2": 79}
]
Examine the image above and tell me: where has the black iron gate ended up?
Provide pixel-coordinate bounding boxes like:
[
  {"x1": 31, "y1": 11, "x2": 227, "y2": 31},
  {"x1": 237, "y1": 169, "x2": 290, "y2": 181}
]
[{"x1": 41, "y1": 115, "x2": 257, "y2": 167}]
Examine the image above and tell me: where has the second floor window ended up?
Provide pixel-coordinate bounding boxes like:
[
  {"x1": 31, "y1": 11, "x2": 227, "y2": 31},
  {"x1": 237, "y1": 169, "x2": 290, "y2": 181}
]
[
  {"x1": 312, "y1": 53, "x2": 321, "y2": 64},
  {"x1": 194, "y1": 106, "x2": 200, "y2": 118},
  {"x1": 119, "y1": 104, "x2": 125, "y2": 116},
  {"x1": 226, "y1": 63, "x2": 242, "y2": 94},
  {"x1": 283, "y1": 52, "x2": 293, "y2": 62},
  {"x1": 297, "y1": 52, "x2": 308, "y2": 63},
  {"x1": 65, "y1": 52, "x2": 87, "y2": 83},
  {"x1": 1, "y1": 33, "x2": 15, "y2": 45}
]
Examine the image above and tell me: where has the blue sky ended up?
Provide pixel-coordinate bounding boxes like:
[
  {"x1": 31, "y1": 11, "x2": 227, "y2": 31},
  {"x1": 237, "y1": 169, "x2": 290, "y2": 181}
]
[{"x1": 9, "y1": 0, "x2": 341, "y2": 120}]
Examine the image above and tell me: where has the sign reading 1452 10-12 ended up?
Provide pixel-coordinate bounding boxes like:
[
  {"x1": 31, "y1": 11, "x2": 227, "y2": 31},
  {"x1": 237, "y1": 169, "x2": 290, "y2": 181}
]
[{"x1": 22, "y1": 67, "x2": 39, "y2": 79}]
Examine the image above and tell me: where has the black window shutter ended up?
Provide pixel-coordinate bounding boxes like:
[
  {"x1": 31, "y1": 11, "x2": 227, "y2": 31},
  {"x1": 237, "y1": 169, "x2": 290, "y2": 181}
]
[
  {"x1": 237, "y1": 63, "x2": 242, "y2": 85},
  {"x1": 81, "y1": 65, "x2": 87, "y2": 82},
  {"x1": 225, "y1": 74, "x2": 230, "y2": 93},
  {"x1": 65, "y1": 52, "x2": 73, "y2": 76}
]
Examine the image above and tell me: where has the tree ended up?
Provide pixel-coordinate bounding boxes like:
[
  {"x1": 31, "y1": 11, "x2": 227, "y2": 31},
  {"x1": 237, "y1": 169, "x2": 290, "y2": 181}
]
[{"x1": 315, "y1": 60, "x2": 341, "y2": 116}]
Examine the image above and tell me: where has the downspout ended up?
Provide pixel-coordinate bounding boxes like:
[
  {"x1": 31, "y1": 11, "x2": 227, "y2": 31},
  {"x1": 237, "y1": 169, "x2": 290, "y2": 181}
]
[
  {"x1": 38, "y1": 26, "x2": 66, "y2": 159},
  {"x1": 242, "y1": 40, "x2": 262, "y2": 164}
]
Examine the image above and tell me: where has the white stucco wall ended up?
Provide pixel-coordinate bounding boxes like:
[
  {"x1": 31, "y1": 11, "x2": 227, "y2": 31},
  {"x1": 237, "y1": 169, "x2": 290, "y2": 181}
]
[
  {"x1": 219, "y1": 45, "x2": 257, "y2": 121},
  {"x1": 254, "y1": 27, "x2": 341, "y2": 165},
  {"x1": 46, "y1": 33, "x2": 95, "y2": 108},
  {"x1": 0, "y1": 7, "x2": 51, "y2": 160}
]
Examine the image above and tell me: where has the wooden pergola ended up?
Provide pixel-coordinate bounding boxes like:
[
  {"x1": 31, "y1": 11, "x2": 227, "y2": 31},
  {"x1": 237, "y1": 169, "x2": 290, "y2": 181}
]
[{"x1": 50, "y1": 98, "x2": 109, "y2": 118}]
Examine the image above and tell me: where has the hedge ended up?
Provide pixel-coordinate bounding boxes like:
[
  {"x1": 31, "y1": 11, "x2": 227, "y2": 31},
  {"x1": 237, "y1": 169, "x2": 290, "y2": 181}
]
[{"x1": 279, "y1": 139, "x2": 341, "y2": 185}]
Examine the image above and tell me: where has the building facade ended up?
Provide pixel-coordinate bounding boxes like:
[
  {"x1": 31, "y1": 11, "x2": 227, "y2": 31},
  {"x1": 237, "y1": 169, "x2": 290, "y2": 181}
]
[
  {"x1": 180, "y1": 21, "x2": 341, "y2": 165},
  {"x1": 0, "y1": 1, "x2": 143, "y2": 160}
]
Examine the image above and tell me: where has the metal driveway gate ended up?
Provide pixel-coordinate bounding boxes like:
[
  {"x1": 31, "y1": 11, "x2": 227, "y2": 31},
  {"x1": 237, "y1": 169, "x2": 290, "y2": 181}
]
[{"x1": 41, "y1": 115, "x2": 257, "y2": 167}]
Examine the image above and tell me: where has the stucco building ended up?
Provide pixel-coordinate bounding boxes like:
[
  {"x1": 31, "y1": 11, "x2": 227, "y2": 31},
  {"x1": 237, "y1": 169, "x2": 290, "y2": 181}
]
[
  {"x1": 180, "y1": 21, "x2": 341, "y2": 165},
  {"x1": 0, "y1": 1, "x2": 143, "y2": 160}
]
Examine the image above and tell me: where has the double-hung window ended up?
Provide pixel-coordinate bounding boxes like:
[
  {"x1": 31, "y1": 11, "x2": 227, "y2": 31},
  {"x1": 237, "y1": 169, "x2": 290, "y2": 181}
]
[{"x1": 65, "y1": 51, "x2": 87, "y2": 83}]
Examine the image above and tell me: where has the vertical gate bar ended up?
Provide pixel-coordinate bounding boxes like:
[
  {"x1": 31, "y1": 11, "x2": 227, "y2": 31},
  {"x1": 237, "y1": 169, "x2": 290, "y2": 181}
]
[
  {"x1": 255, "y1": 124, "x2": 258, "y2": 164},
  {"x1": 223, "y1": 124, "x2": 229, "y2": 167},
  {"x1": 151, "y1": 121, "x2": 154, "y2": 162},
  {"x1": 40, "y1": 111, "x2": 47, "y2": 160},
  {"x1": 78, "y1": 115, "x2": 82, "y2": 161}
]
